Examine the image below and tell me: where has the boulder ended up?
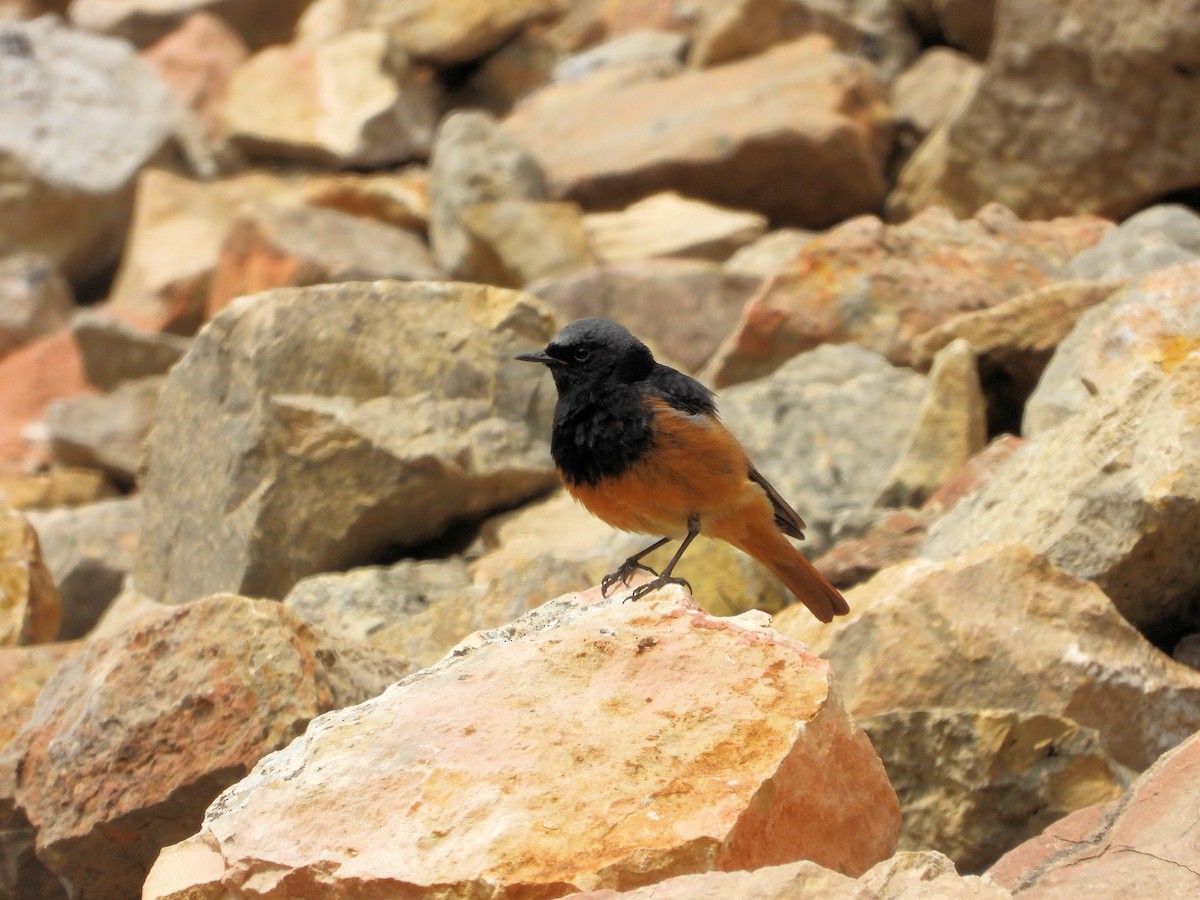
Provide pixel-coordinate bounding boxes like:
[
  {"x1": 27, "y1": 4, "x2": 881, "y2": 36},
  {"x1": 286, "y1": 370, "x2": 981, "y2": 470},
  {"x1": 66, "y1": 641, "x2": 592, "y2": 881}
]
[
  {"x1": 104, "y1": 167, "x2": 304, "y2": 333},
  {"x1": 135, "y1": 281, "x2": 559, "y2": 605},
  {"x1": 1024, "y1": 261, "x2": 1200, "y2": 436},
  {"x1": 723, "y1": 229, "x2": 815, "y2": 278},
  {"x1": 10, "y1": 594, "x2": 410, "y2": 900},
  {"x1": 889, "y1": 0, "x2": 1200, "y2": 221},
  {"x1": 0, "y1": 16, "x2": 176, "y2": 283},
  {"x1": 773, "y1": 544, "x2": 1200, "y2": 772},
  {"x1": 529, "y1": 259, "x2": 760, "y2": 372},
  {"x1": 0, "y1": 252, "x2": 73, "y2": 361},
  {"x1": 811, "y1": 509, "x2": 930, "y2": 590},
  {"x1": 455, "y1": 28, "x2": 561, "y2": 114},
  {"x1": 0, "y1": 330, "x2": 92, "y2": 470},
  {"x1": 503, "y1": 35, "x2": 890, "y2": 227},
  {"x1": 553, "y1": 29, "x2": 684, "y2": 83},
  {"x1": 221, "y1": 28, "x2": 437, "y2": 167},
  {"x1": 862, "y1": 708, "x2": 1130, "y2": 873},
  {"x1": 0, "y1": 466, "x2": 115, "y2": 512},
  {"x1": 706, "y1": 203, "x2": 1110, "y2": 386},
  {"x1": 428, "y1": 110, "x2": 549, "y2": 279},
  {"x1": 457, "y1": 199, "x2": 595, "y2": 287},
  {"x1": 206, "y1": 204, "x2": 441, "y2": 316},
  {"x1": 874, "y1": 339, "x2": 987, "y2": 508},
  {"x1": 584, "y1": 192, "x2": 767, "y2": 265},
  {"x1": 145, "y1": 587, "x2": 900, "y2": 898},
  {"x1": 45, "y1": 376, "x2": 161, "y2": 485},
  {"x1": 302, "y1": 167, "x2": 429, "y2": 233},
  {"x1": 927, "y1": 353, "x2": 1200, "y2": 639},
  {"x1": 1065, "y1": 204, "x2": 1200, "y2": 281},
  {"x1": 989, "y1": 727, "x2": 1200, "y2": 897},
  {"x1": 717, "y1": 343, "x2": 927, "y2": 554},
  {"x1": 26, "y1": 497, "x2": 140, "y2": 640},
  {"x1": 70, "y1": 310, "x2": 190, "y2": 391},
  {"x1": 0, "y1": 489, "x2": 60, "y2": 645},
  {"x1": 70, "y1": 0, "x2": 312, "y2": 48},
  {"x1": 891, "y1": 47, "x2": 983, "y2": 168}
]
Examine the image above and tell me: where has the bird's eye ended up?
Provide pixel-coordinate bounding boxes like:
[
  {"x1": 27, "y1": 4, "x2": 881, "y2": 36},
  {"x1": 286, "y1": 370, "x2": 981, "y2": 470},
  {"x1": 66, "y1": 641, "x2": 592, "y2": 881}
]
[{"x1": 573, "y1": 347, "x2": 591, "y2": 362}]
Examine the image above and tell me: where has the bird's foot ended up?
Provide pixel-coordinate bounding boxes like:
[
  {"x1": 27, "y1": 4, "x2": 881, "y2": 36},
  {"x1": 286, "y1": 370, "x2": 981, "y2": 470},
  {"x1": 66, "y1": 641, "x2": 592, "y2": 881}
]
[
  {"x1": 626, "y1": 574, "x2": 693, "y2": 603},
  {"x1": 601, "y1": 558, "x2": 661, "y2": 597}
]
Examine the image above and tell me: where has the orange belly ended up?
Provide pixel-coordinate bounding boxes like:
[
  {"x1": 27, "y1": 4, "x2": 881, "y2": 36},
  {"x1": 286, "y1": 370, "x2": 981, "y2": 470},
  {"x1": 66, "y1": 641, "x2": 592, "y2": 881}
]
[{"x1": 564, "y1": 399, "x2": 768, "y2": 540}]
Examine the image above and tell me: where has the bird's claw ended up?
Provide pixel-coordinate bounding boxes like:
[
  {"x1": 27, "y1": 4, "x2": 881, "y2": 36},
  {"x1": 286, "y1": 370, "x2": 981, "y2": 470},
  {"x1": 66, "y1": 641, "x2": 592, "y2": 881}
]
[
  {"x1": 626, "y1": 575, "x2": 693, "y2": 603},
  {"x1": 601, "y1": 559, "x2": 661, "y2": 597}
]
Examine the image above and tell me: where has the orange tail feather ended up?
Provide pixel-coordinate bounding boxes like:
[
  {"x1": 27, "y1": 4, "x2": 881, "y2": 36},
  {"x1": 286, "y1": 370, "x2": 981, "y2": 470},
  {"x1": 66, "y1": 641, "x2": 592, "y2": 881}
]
[{"x1": 730, "y1": 518, "x2": 849, "y2": 623}]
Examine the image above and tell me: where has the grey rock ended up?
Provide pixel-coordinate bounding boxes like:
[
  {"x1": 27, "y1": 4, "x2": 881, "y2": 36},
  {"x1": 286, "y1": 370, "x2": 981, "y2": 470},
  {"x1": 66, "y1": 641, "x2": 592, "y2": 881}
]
[
  {"x1": 1066, "y1": 204, "x2": 1200, "y2": 281},
  {"x1": 0, "y1": 252, "x2": 73, "y2": 360},
  {"x1": 428, "y1": 111, "x2": 548, "y2": 279},
  {"x1": 26, "y1": 497, "x2": 141, "y2": 640},
  {"x1": 719, "y1": 343, "x2": 927, "y2": 554},
  {"x1": 928, "y1": 355, "x2": 1200, "y2": 640},
  {"x1": 0, "y1": 17, "x2": 175, "y2": 282},
  {"x1": 45, "y1": 376, "x2": 162, "y2": 485},
  {"x1": 134, "y1": 281, "x2": 559, "y2": 605},
  {"x1": 71, "y1": 310, "x2": 190, "y2": 390}
]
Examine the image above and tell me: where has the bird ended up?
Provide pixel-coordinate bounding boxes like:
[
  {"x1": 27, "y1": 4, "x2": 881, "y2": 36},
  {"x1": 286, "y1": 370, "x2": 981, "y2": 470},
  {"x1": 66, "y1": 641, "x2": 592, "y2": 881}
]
[{"x1": 516, "y1": 317, "x2": 850, "y2": 623}]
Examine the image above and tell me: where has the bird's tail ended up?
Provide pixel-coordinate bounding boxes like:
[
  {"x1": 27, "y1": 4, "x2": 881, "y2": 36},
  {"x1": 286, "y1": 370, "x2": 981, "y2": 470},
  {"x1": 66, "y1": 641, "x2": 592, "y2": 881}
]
[{"x1": 733, "y1": 520, "x2": 850, "y2": 623}]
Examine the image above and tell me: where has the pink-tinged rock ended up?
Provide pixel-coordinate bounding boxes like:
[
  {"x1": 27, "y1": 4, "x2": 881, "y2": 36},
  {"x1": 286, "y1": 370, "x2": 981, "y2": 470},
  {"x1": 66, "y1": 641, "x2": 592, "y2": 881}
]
[
  {"x1": 920, "y1": 433, "x2": 1025, "y2": 519},
  {"x1": 773, "y1": 544, "x2": 1200, "y2": 772},
  {"x1": 504, "y1": 35, "x2": 890, "y2": 226},
  {"x1": 145, "y1": 587, "x2": 900, "y2": 898},
  {"x1": 813, "y1": 509, "x2": 929, "y2": 590},
  {"x1": 988, "y1": 727, "x2": 1200, "y2": 896},
  {"x1": 0, "y1": 329, "x2": 94, "y2": 471},
  {"x1": 0, "y1": 641, "x2": 79, "y2": 748},
  {"x1": 707, "y1": 203, "x2": 1111, "y2": 386},
  {"x1": 10, "y1": 594, "x2": 410, "y2": 900},
  {"x1": 140, "y1": 12, "x2": 249, "y2": 142},
  {"x1": 0, "y1": 494, "x2": 60, "y2": 645}
]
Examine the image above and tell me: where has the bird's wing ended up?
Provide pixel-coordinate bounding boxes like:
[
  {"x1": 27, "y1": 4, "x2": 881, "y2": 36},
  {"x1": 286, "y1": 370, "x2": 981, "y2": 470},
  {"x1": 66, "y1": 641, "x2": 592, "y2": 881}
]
[
  {"x1": 747, "y1": 463, "x2": 806, "y2": 540},
  {"x1": 645, "y1": 364, "x2": 717, "y2": 417}
]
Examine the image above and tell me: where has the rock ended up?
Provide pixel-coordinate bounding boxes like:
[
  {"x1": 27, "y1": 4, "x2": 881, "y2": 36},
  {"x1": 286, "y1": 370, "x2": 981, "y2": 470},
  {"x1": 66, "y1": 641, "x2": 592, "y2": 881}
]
[
  {"x1": 875, "y1": 339, "x2": 987, "y2": 508},
  {"x1": 346, "y1": 0, "x2": 568, "y2": 65},
  {"x1": 140, "y1": 12, "x2": 248, "y2": 142},
  {"x1": 528, "y1": 259, "x2": 760, "y2": 372},
  {"x1": 1066, "y1": 204, "x2": 1200, "y2": 281},
  {"x1": 911, "y1": 280, "x2": 1122, "y2": 435},
  {"x1": 70, "y1": 310, "x2": 190, "y2": 390},
  {"x1": 929, "y1": 352, "x2": 1200, "y2": 638},
  {"x1": 989, "y1": 727, "x2": 1200, "y2": 897},
  {"x1": 302, "y1": 167, "x2": 429, "y2": 234},
  {"x1": 0, "y1": 640, "x2": 78, "y2": 750},
  {"x1": 446, "y1": 28, "x2": 560, "y2": 115},
  {"x1": 572, "y1": 850, "x2": 1011, "y2": 899},
  {"x1": 933, "y1": 0, "x2": 997, "y2": 59},
  {"x1": 717, "y1": 343, "x2": 928, "y2": 554},
  {"x1": 690, "y1": 0, "x2": 920, "y2": 79},
  {"x1": 9, "y1": 593, "x2": 410, "y2": 900},
  {"x1": 1024, "y1": 262, "x2": 1200, "y2": 436},
  {"x1": 862, "y1": 708, "x2": 1131, "y2": 873},
  {"x1": 0, "y1": 16, "x2": 176, "y2": 283},
  {"x1": 920, "y1": 433, "x2": 1025, "y2": 519},
  {"x1": 0, "y1": 466, "x2": 115, "y2": 512},
  {"x1": 221, "y1": 28, "x2": 437, "y2": 167},
  {"x1": 0, "y1": 494, "x2": 59, "y2": 644},
  {"x1": 889, "y1": 0, "x2": 1200, "y2": 221},
  {"x1": 45, "y1": 376, "x2": 162, "y2": 485},
  {"x1": 457, "y1": 199, "x2": 595, "y2": 287},
  {"x1": 87, "y1": 582, "x2": 165, "y2": 640},
  {"x1": 1175, "y1": 633, "x2": 1200, "y2": 670},
  {"x1": 812, "y1": 509, "x2": 929, "y2": 590},
  {"x1": 504, "y1": 35, "x2": 890, "y2": 227},
  {"x1": 584, "y1": 192, "x2": 767, "y2": 265},
  {"x1": 724, "y1": 228, "x2": 815, "y2": 278},
  {"x1": 706, "y1": 204, "x2": 1111, "y2": 386},
  {"x1": 553, "y1": 29, "x2": 684, "y2": 83},
  {"x1": 26, "y1": 497, "x2": 140, "y2": 640},
  {"x1": 428, "y1": 110, "x2": 549, "y2": 279},
  {"x1": 774, "y1": 544, "x2": 1200, "y2": 772},
  {"x1": 135, "y1": 281, "x2": 558, "y2": 605},
  {"x1": 70, "y1": 0, "x2": 312, "y2": 48},
  {"x1": 145, "y1": 587, "x2": 900, "y2": 897},
  {"x1": 0, "y1": 330, "x2": 93, "y2": 473},
  {"x1": 105, "y1": 167, "x2": 304, "y2": 333},
  {"x1": 206, "y1": 205, "x2": 441, "y2": 316},
  {"x1": 893, "y1": 48, "x2": 983, "y2": 139},
  {"x1": 0, "y1": 252, "x2": 73, "y2": 361}
]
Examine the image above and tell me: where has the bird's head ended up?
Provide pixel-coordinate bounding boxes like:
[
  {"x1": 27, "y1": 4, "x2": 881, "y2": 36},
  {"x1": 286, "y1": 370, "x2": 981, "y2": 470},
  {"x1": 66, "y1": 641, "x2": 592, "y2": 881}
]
[{"x1": 516, "y1": 318, "x2": 655, "y2": 392}]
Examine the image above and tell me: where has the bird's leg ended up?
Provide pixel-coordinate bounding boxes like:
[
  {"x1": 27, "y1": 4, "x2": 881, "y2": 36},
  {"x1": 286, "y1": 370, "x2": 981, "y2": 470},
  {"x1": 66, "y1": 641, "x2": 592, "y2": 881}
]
[
  {"x1": 627, "y1": 516, "x2": 701, "y2": 602},
  {"x1": 601, "y1": 537, "x2": 671, "y2": 596}
]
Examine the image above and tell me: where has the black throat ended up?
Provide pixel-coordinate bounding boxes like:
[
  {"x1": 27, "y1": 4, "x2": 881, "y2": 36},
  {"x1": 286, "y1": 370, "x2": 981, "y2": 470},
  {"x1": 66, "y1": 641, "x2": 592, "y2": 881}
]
[{"x1": 550, "y1": 382, "x2": 654, "y2": 487}]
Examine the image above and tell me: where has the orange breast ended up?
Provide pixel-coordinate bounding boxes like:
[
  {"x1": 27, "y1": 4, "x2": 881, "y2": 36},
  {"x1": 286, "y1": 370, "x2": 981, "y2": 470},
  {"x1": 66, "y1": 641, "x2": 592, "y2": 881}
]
[{"x1": 564, "y1": 399, "x2": 768, "y2": 539}]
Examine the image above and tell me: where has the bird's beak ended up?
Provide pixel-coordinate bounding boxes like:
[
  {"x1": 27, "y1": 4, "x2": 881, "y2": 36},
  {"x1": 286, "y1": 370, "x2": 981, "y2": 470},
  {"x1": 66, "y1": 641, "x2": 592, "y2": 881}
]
[{"x1": 515, "y1": 350, "x2": 563, "y2": 366}]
